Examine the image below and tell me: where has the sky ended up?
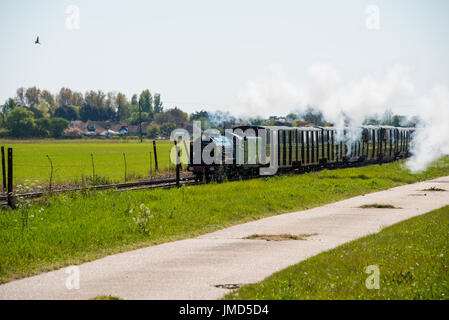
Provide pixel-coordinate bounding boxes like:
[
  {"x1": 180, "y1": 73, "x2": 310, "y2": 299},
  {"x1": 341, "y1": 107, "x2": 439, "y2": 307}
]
[{"x1": 1, "y1": 0, "x2": 448, "y2": 117}]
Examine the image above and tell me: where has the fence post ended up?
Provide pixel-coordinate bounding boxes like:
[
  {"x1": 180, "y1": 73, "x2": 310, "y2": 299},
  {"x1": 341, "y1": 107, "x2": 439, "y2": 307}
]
[
  {"x1": 46, "y1": 155, "x2": 53, "y2": 192},
  {"x1": 1, "y1": 146, "x2": 6, "y2": 192},
  {"x1": 153, "y1": 140, "x2": 159, "y2": 172},
  {"x1": 7, "y1": 148, "x2": 15, "y2": 208},
  {"x1": 123, "y1": 153, "x2": 127, "y2": 182},
  {"x1": 149, "y1": 151, "x2": 153, "y2": 176},
  {"x1": 174, "y1": 141, "x2": 180, "y2": 187},
  {"x1": 91, "y1": 153, "x2": 95, "y2": 184}
]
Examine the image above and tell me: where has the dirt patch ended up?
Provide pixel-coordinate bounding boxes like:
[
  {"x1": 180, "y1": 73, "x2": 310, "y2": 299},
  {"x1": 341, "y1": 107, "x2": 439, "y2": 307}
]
[
  {"x1": 422, "y1": 187, "x2": 446, "y2": 192},
  {"x1": 359, "y1": 204, "x2": 400, "y2": 209},
  {"x1": 89, "y1": 295, "x2": 123, "y2": 300},
  {"x1": 244, "y1": 233, "x2": 318, "y2": 241},
  {"x1": 214, "y1": 284, "x2": 242, "y2": 290}
]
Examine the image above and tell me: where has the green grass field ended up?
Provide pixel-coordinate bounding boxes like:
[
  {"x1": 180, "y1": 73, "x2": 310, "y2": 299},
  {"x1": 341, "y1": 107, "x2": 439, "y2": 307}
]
[
  {"x1": 225, "y1": 206, "x2": 449, "y2": 300},
  {"x1": 0, "y1": 157, "x2": 448, "y2": 284},
  {"x1": 0, "y1": 139, "x2": 177, "y2": 187}
]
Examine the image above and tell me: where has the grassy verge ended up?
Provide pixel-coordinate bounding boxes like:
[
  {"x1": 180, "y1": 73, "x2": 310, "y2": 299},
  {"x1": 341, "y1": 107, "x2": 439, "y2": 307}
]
[
  {"x1": 225, "y1": 206, "x2": 449, "y2": 300},
  {"x1": 1, "y1": 158, "x2": 449, "y2": 284}
]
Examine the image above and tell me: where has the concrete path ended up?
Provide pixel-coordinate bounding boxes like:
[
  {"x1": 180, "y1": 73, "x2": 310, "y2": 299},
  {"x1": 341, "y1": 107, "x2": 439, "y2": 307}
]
[{"x1": 1, "y1": 176, "x2": 449, "y2": 300}]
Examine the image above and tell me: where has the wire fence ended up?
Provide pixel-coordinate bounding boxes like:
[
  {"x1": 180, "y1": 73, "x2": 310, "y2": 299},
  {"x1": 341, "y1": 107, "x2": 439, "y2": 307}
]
[{"x1": 0, "y1": 140, "x2": 189, "y2": 194}]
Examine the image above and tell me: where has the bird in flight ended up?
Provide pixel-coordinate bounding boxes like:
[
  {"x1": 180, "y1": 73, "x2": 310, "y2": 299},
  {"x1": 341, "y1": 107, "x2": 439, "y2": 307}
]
[{"x1": 34, "y1": 36, "x2": 41, "y2": 45}]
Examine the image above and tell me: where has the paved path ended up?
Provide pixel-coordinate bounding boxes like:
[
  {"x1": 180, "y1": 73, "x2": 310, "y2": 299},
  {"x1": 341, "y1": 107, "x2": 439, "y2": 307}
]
[{"x1": 1, "y1": 176, "x2": 449, "y2": 300}]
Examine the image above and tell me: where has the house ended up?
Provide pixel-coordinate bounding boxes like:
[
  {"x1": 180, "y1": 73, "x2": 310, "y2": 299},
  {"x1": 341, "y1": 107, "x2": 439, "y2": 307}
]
[
  {"x1": 118, "y1": 126, "x2": 129, "y2": 134},
  {"x1": 68, "y1": 121, "x2": 151, "y2": 137},
  {"x1": 294, "y1": 121, "x2": 312, "y2": 127}
]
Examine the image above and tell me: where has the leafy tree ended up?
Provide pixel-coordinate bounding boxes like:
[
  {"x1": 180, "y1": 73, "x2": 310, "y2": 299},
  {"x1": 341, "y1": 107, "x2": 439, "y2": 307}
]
[
  {"x1": 35, "y1": 118, "x2": 51, "y2": 137},
  {"x1": 153, "y1": 93, "x2": 163, "y2": 114},
  {"x1": 41, "y1": 90, "x2": 55, "y2": 107},
  {"x1": 5, "y1": 107, "x2": 36, "y2": 137},
  {"x1": 286, "y1": 113, "x2": 299, "y2": 121},
  {"x1": 25, "y1": 86, "x2": 41, "y2": 108},
  {"x1": 1, "y1": 98, "x2": 17, "y2": 117},
  {"x1": 128, "y1": 111, "x2": 149, "y2": 125},
  {"x1": 15, "y1": 87, "x2": 25, "y2": 106},
  {"x1": 155, "y1": 108, "x2": 188, "y2": 128},
  {"x1": 116, "y1": 92, "x2": 130, "y2": 121},
  {"x1": 36, "y1": 98, "x2": 50, "y2": 118},
  {"x1": 131, "y1": 94, "x2": 138, "y2": 106},
  {"x1": 71, "y1": 92, "x2": 84, "y2": 107},
  {"x1": 301, "y1": 106, "x2": 325, "y2": 126},
  {"x1": 49, "y1": 118, "x2": 70, "y2": 138},
  {"x1": 80, "y1": 90, "x2": 107, "y2": 121},
  {"x1": 105, "y1": 92, "x2": 117, "y2": 121},
  {"x1": 55, "y1": 105, "x2": 79, "y2": 121},
  {"x1": 139, "y1": 89, "x2": 153, "y2": 116},
  {"x1": 57, "y1": 88, "x2": 73, "y2": 108},
  {"x1": 146, "y1": 124, "x2": 160, "y2": 139},
  {"x1": 248, "y1": 117, "x2": 264, "y2": 126},
  {"x1": 160, "y1": 122, "x2": 176, "y2": 138},
  {"x1": 190, "y1": 110, "x2": 209, "y2": 121}
]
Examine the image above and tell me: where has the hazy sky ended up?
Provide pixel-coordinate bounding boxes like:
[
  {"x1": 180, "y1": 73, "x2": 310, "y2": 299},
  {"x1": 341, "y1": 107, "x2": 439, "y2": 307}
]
[{"x1": 1, "y1": 0, "x2": 448, "y2": 117}]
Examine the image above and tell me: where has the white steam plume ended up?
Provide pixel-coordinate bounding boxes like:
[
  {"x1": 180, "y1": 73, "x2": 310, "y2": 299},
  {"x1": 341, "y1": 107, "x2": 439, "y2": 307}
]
[
  {"x1": 234, "y1": 63, "x2": 449, "y2": 172},
  {"x1": 406, "y1": 85, "x2": 449, "y2": 172}
]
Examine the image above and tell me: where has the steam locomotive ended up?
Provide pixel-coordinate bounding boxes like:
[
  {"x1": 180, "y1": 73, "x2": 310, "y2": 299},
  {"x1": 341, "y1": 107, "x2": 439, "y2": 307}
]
[{"x1": 187, "y1": 125, "x2": 414, "y2": 182}]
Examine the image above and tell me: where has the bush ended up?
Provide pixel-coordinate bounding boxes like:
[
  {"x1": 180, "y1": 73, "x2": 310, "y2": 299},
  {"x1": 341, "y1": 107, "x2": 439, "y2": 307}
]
[
  {"x1": 146, "y1": 124, "x2": 160, "y2": 139},
  {"x1": 0, "y1": 128, "x2": 9, "y2": 138},
  {"x1": 49, "y1": 118, "x2": 69, "y2": 138},
  {"x1": 5, "y1": 107, "x2": 37, "y2": 138},
  {"x1": 64, "y1": 127, "x2": 83, "y2": 138},
  {"x1": 160, "y1": 122, "x2": 176, "y2": 138}
]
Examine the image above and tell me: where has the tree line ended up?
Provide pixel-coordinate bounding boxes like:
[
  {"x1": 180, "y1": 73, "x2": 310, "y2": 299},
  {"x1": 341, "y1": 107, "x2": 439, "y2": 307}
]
[
  {"x1": 0, "y1": 87, "x2": 168, "y2": 138},
  {"x1": 1, "y1": 87, "x2": 164, "y2": 123}
]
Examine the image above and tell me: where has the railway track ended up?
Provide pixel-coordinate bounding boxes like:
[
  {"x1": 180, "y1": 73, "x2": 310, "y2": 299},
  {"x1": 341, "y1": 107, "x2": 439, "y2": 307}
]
[{"x1": 0, "y1": 176, "x2": 198, "y2": 206}]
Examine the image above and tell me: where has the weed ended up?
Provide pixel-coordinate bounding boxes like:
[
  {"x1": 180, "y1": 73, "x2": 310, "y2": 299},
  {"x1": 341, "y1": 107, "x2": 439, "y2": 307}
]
[
  {"x1": 89, "y1": 295, "x2": 122, "y2": 300},
  {"x1": 422, "y1": 187, "x2": 446, "y2": 192},
  {"x1": 359, "y1": 204, "x2": 399, "y2": 209},
  {"x1": 244, "y1": 233, "x2": 318, "y2": 241}
]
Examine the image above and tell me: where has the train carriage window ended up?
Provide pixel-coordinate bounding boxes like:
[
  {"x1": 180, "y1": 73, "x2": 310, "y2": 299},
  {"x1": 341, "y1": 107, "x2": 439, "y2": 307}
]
[
  {"x1": 331, "y1": 130, "x2": 335, "y2": 161},
  {"x1": 283, "y1": 131, "x2": 287, "y2": 166},
  {"x1": 362, "y1": 129, "x2": 369, "y2": 142}
]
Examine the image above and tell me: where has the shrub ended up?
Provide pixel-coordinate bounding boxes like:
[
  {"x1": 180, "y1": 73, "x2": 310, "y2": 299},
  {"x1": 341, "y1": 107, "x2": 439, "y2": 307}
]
[
  {"x1": 146, "y1": 124, "x2": 160, "y2": 139},
  {"x1": 0, "y1": 128, "x2": 9, "y2": 138},
  {"x1": 64, "y1": 127, "x2": 83, "y2": 138}
]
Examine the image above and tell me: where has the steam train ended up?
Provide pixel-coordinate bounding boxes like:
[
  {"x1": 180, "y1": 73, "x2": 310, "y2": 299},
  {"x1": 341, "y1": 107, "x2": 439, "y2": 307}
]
[{"x1": 187, "y1": 125, "x2": 414, "y2": 182}]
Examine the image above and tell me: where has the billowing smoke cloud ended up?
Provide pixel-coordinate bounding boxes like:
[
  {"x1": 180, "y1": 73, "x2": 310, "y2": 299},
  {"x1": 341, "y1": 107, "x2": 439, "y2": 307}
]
[
  {"x1": 234, "y1": 63, "x2": 449, "y2": 172},
  {"x1": 406, "y1": 86, "x2": 449, "y2": 172}
]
